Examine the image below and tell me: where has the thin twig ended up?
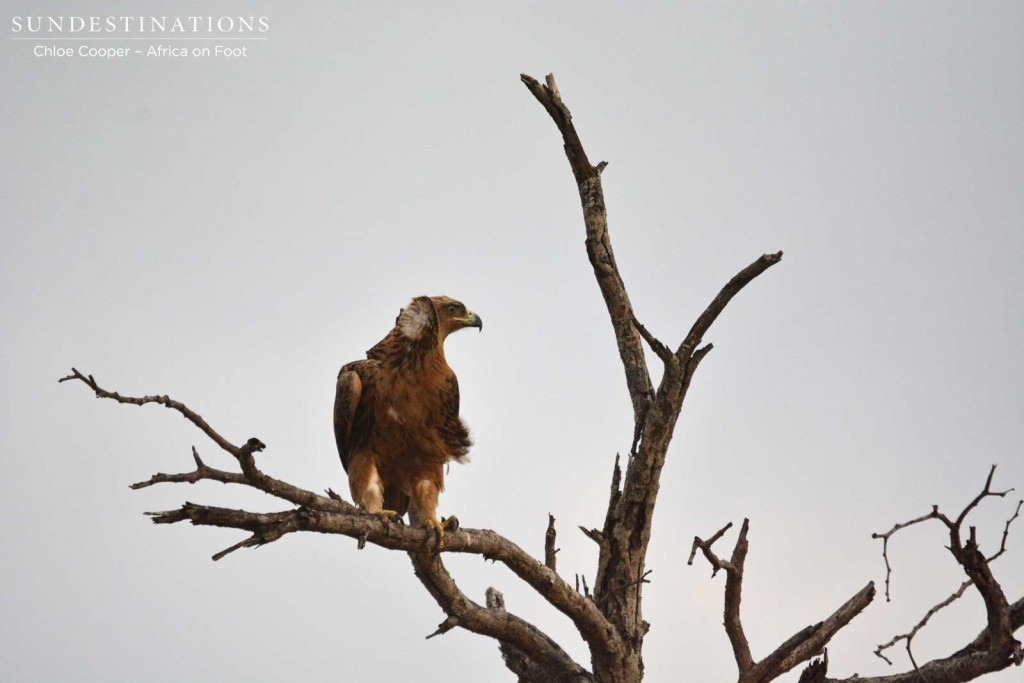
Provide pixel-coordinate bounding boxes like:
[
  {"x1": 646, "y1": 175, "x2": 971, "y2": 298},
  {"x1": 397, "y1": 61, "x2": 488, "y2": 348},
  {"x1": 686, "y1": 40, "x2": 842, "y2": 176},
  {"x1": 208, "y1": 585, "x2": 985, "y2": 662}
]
[
  {"x1": 688, "y1": 521, "x2": 735, "y2": 576},
  {"x1": 130, "y1": 446, "x2": 247, "y2": 490},
  {"x1": 872, "y1": 506, "x2": 944, "y2": 601},
  {"x1": 869, "y1": 466, "x2": 1022, "y2": 675},
  {"x1": 579, "y1": 527, "x2": 603, "y2": 545},
  {"x1": 59, "y1": 368, "x2": 241, "y2": 457},
  {"x1": 630, "y1": 311, "x2": 673, "y2": 362}
]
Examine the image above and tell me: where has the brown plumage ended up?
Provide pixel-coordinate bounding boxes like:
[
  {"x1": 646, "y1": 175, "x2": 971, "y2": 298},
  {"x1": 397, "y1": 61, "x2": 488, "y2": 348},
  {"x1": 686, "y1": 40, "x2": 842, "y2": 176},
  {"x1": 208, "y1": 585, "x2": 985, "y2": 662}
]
[{"x1": 334, "y1": 295, "x2": 481, "y2": 538}]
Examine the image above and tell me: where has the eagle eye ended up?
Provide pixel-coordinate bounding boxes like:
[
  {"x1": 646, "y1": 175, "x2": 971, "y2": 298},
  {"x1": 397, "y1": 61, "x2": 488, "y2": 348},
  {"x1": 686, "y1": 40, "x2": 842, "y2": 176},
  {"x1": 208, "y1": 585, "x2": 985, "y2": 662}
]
[{"x1": 447, "y1": 302, "x2": 462, "y2": 314}]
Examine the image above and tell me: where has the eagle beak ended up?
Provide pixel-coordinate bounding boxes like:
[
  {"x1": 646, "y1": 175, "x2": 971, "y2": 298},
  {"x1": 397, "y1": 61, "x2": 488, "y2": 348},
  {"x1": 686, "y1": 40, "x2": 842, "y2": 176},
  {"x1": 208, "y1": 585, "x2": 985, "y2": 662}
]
[{"x1": 466, "y1": 311, "x2": 483, "y2": 332}]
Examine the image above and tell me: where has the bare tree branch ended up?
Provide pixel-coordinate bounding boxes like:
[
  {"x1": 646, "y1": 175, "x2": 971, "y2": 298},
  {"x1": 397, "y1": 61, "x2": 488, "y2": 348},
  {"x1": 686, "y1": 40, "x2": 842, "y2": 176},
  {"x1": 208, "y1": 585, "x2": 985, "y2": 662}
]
[
  {"x1": 688, "y1": 521, "x2": 736, "y2": 576},
  {"x1": 758, "y1": 583, "x2": 875, "y2": 682},
  {"x1": 486, "y1": 588, "x2": 566, "y2": 683},
  {"x1": 546, "y1": 514, "x2": 559, "y2": 572},
  {"x1": 61, "y1": 369, "x2": 352, "y2": 514},
  {"x1": 956, "y1": 595, "x2": 1024, "y2": 660},
  {"x1": 849, "y1": 467, "x2": 1024, "y2": 681},
  {"x1": 824, "y1": 640, "x2": 1022, "y2": 683},
  {"x1": 580, "y1": 526, "x2": 604, "y2": 546},
  {"x1": 726, "y1": 520, "x2": 754, "y2": 673},
  {"x1": 872, "y1": 505, "x2": 945, "y2": 602},
  {"x1": 875, "y1": 579, "x2": 974, "y2": 666},
  {"x1": 691, "y1": 520, "x2": 875, "y2": 682},
  {"x1": 410, "y1": 551, "x2": 593, "y2": 681},
  {"x1": 520, "y1": 73, "x2": 653, "y2": 427},
  {"x1": 61, "y1": 368, "x2": 620, "y2": 671},
  {"x1": 60, "y1": 367, "x2": 241, "y2": 458},
  {"x1": 630, "y1": 311, "x2": 673, "y2": 363},
  {"x1": 130, "y1": 446, "x2": 248, "y2": 490},
  {"x1": 677, "y1": 251, "x2": 784, "y2": 357},
  {"x1": 994, "y1": 500, "x2": 1024, "y2": 561},
  {"x1": 523, "y1": 72, "x2": 785, "y2": 681},
  {"x1": 875, "y1": 502, "x2": 1022, "y2": 667},
  {"x1": 954, "y1": 466, "x2": 1015, "y2": 530}
]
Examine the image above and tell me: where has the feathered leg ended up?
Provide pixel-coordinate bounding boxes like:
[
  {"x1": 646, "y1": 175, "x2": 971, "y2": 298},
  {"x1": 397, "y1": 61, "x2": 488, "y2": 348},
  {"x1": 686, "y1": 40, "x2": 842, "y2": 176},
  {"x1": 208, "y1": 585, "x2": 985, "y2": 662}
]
[
  {"x1": 348, "y1": 454, "x2": 398, "y2": 517},
  {"x1": 409, "y1": 477, "x2": 457, "y2": 544}
]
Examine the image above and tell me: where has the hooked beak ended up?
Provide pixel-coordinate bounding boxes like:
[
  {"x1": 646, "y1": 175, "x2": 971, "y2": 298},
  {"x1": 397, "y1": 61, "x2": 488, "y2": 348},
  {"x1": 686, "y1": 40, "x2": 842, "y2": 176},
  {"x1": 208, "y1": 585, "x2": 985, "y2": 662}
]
[{"x1": 465, "y1": 311, "x2": 483, "y2": 332}]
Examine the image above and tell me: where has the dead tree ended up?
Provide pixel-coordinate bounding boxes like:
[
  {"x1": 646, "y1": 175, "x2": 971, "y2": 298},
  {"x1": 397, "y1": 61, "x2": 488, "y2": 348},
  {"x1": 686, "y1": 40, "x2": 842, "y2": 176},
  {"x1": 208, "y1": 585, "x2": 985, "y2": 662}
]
[{"x1": 60, "y1": 74, "x2": 1022, "y2": 683}]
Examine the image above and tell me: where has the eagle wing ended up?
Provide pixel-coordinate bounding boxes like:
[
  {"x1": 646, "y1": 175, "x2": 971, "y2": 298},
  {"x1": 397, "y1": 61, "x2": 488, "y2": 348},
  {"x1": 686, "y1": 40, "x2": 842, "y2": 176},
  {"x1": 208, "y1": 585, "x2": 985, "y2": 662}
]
[
  {"x1": 440, "y1": 373, "x2": 473, "y2": 463},
  {"x1": 334, "y1": 360, "x2": 371, "y2": 472},
  {"x1": 334, "y1": 359, "x2": 411, "y2": 515}
]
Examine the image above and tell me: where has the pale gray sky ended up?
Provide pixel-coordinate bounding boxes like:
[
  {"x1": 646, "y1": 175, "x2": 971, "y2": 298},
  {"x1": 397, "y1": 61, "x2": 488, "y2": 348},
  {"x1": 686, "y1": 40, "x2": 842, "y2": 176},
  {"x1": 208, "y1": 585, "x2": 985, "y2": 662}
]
[{"x1": 2, "y1": 2, "x2": 1022, "y2": 681}]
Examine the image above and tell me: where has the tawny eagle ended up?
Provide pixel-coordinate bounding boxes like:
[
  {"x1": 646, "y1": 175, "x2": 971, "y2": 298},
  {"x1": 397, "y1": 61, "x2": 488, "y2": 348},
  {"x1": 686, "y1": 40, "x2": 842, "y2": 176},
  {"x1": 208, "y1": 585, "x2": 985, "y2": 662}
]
[{"x1": 333, "y1": 296, "x2": 481, "y2": 539}]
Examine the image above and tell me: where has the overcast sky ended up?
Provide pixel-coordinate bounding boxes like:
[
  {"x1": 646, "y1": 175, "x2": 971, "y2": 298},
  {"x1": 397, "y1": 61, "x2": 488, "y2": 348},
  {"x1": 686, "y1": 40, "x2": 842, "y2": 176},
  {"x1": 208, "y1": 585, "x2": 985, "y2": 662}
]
[{"x1": 2, "y1": 2, "x2": 1022, "y2": 681}]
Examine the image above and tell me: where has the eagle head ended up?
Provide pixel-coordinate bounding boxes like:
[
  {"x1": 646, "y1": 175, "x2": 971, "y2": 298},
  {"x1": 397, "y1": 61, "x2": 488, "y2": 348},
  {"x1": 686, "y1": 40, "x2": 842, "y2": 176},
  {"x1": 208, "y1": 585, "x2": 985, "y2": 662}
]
[
  {"x1": 396, "y1": 295, "x2": 482, "y2": 343},
  {"x1": 432, "y1": 296, "x2": 483, "y2": 338}
]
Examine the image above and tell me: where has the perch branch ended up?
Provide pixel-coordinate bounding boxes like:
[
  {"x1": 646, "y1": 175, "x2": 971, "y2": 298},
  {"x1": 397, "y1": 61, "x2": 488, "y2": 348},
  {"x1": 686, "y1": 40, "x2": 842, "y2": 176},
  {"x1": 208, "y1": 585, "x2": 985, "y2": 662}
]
[
  {"x1": 61, "y1": 368, "x2": 619, "y2": 663},
  {"x1": 149, "y1": 500, "x2": 616, "y2": 651}
]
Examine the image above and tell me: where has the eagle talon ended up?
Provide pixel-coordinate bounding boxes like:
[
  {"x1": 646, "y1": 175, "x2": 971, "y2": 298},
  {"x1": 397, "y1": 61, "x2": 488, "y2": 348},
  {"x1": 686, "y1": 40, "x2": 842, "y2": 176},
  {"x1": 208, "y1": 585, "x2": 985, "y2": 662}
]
[
  {"x1": 362, "y1": 508, "x2": 400, "y2": 519},
  {"x1": 422, "y1": 518, "x2": 446, "y2": 546},
  {"x1": 442, "y1": 515, "x2": 460, "y2": 532}
]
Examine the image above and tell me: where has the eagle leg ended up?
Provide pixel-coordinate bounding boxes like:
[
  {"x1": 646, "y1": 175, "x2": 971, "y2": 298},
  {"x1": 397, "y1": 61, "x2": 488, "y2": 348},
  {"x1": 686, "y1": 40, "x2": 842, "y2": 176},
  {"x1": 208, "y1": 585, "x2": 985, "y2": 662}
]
[
  {"x1": 410, "y1": 478, "x2": 450, "y2": 546},
  {"x1": 348, "y1": 455, "x2": 398, "y2": 516}
]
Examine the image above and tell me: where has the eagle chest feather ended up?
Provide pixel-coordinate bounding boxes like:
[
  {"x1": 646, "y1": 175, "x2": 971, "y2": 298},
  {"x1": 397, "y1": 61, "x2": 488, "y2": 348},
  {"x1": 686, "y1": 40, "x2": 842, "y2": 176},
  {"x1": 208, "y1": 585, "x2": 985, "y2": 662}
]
[{"x1": 377, "y1": 359, "x2": 469, "y2": 462}]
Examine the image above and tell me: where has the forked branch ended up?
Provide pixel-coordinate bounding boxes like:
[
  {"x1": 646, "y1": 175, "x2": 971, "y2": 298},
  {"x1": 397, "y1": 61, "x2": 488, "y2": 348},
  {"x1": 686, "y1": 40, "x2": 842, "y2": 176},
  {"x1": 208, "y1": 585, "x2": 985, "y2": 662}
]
[
  {"x1": 867, "y1": 468, "x2": 1023, "y2": 675},
  {"x1": 524, "y1": 73, "x2": 784, "y2": 680},
  {"x1": 691, "y1": 519, "x2": 875, "y2": 683}
]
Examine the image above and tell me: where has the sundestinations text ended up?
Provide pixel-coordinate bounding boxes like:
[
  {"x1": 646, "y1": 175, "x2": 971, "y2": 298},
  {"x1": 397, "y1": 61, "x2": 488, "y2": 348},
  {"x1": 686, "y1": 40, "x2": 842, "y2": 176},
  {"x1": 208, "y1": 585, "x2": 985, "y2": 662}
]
[{"x1": 11, "y1": 16, "x2": 269, "y2": 35}]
